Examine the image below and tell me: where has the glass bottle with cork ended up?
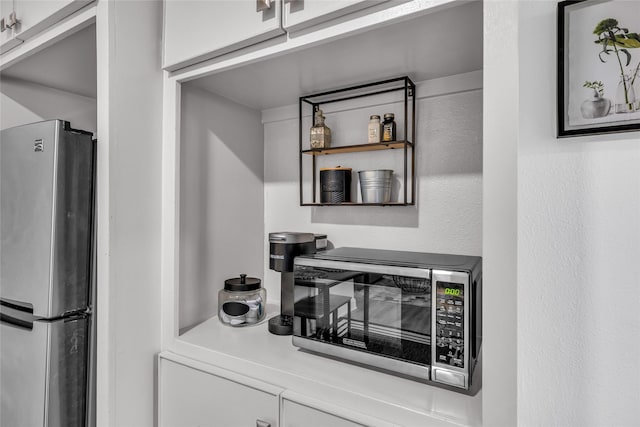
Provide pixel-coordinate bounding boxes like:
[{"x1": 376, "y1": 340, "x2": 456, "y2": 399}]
[{"x1": 310, "y1": 108, "x2": 331, "y2": 149}]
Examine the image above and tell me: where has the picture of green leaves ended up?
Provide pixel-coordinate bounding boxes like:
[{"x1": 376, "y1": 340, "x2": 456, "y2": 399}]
[{"x1": 558, "y1": 0, "x2": 640, "y2": 137}]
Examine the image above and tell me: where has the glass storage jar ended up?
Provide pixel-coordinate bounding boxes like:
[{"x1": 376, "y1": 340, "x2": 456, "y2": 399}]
[
  {"x1": 381, "y1": 113, "x2": 396, "y2": 142},
  {"x1": 218, "y1": 274, "x2": 266, "y2": 327}
]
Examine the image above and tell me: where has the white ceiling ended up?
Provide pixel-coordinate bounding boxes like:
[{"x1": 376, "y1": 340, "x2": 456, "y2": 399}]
[
  {"x1": 188, "y1": 0, "x2": 482, "y2": 111},
  {"x1": 1, "y1": 25, "x2": 97, "y2": 98}
]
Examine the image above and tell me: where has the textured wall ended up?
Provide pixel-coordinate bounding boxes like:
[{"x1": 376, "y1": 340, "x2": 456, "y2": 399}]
[{"x1": 518, "y1": 2, "x2": 640, "y2": 426}]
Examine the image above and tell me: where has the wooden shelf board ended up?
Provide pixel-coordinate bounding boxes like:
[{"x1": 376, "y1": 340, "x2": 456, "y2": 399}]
[
  {"x1": 302, "y1": 141, "x2": 413, "y2": 156},
  {"x1": 301, "y1": 202, "x2": 414, "y2": 207}
]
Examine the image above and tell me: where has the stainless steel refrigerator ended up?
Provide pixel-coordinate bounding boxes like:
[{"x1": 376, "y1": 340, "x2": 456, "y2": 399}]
[{"x1": 1, "y1": 120, "x2": 95, "y2": 427}]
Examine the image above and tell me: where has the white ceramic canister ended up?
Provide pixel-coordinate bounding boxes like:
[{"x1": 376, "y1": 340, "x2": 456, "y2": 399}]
[{"x1": 368, "y1": 115, "x2": 381, "y2": 143}]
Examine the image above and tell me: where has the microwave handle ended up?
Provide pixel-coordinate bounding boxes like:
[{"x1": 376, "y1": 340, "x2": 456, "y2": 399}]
[
  {"x1": 471, "y1": 273, "x2": 482, "y2": 360},
  {"x1": 293, "y1": 257, "x2": 431, "y2": 279}
]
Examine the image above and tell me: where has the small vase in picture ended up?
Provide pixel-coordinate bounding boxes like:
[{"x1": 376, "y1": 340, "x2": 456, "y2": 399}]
[
  {"x1": 615, "y1": 74, "x2": 636, "y2": 113},
  {"x1": 580, "y1": 81, "x2": 610, "y2": 119},
  {"x1": 580, "y1": 91, "x2": 611, "y2": 119}
]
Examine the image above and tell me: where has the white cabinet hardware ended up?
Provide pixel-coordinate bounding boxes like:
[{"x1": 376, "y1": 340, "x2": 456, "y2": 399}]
[
  {"x1": 6, "y1": 11, "x2": 18, "y2": 28},
  {"x1": 257, "y1": 0, "x2": 273, "y2": 11}
]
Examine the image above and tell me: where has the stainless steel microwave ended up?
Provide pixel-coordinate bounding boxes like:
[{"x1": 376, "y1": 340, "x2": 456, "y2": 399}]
[{"x1": 292, "y1": 247, "x2": 482, "y2": 394}]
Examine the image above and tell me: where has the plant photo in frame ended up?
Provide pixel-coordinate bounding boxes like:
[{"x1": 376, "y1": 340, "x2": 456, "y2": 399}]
[{"x1": 558, "y1": 0, "x2": 640, "y2": 137}]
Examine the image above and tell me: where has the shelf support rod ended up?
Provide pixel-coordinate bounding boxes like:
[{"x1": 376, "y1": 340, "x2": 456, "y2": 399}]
[
  {"x1": 403, "y1": 78, "x2": 409, "y2": 204},
  {"x1": 299, "y1": 97, "x2": 304, "y2": 205}
]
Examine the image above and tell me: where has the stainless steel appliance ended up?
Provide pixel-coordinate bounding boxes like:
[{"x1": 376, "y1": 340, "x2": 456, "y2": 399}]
[
  {"x1": 1, "y1": 120, "x2": 96, "y2": 426},
  {"x1": 292, "y1": 247, "x2": 482, "y2": 393}
]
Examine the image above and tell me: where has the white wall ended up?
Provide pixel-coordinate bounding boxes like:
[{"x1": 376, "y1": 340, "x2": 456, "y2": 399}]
[
  {"x1": 518, "y1": 2, "x2": 640, "y2": 426},
  {"x1": 0, "y1": 77, "x2": 96, "y2": 133},
  {"x1": 179, "y1": 84, "x2": 265, "y2": 331},
  {"x1": 262, "y1": 72, "x2": 483, "y2": 301},
  {"x1": 482, "y1": 1, "x2": 518, "y2": 425},
  {"x1": 95, "y1": 1, "x2": 163, "y2": 426}
]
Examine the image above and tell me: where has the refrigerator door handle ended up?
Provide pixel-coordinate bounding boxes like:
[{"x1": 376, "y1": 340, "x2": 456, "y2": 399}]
[
  {"x1": 0, "y1": 297, "x2": 33, "y2": 314},
  {"x1": 0, "y1": 311, "x2": 33, "y2": 330},
  {"x1": 0, "y1": 303, "x2": 35, "y2": 331}
]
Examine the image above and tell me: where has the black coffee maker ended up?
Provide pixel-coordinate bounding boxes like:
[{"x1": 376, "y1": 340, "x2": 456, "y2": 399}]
[{"x1": 268, "y1": 232, "x2": 317, "y2": 335}]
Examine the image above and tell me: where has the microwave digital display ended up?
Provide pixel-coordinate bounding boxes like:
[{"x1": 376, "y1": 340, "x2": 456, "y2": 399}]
[{"x1": 435, "y1": 281, "x2": 465, "y2": 369}]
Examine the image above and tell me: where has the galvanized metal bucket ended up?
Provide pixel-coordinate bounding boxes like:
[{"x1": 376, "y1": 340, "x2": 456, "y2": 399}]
[{"x1": 358, "y1": 170, "x2": 393, "y2": 203}]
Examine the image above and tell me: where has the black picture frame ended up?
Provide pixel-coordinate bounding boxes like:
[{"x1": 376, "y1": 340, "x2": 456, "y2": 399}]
[{"x1": 557, "y1": 0, "x2": 640, "y2": 137}]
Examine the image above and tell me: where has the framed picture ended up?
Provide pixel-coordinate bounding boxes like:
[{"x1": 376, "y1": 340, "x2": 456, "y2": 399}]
[{"x1": 558, "y1": 0, "x2": 640, "y2": 137}]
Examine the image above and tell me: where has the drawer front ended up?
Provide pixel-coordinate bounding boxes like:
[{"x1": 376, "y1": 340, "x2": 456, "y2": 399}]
[
  {"x1": 160, "y1": 357, "x2": 280, "y2": 427},
  {"x1": 283, "y1": 400, "x2": 365, "y2": 427}
]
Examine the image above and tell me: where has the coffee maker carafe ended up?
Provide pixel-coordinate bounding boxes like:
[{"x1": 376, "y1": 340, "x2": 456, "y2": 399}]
[{"x1": 268, "y1": 232, "x2": 316, "y2": 335}]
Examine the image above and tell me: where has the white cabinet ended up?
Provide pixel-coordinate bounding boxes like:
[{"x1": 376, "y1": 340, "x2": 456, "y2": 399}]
[
  {"x1": 162, "y1": 0, "x2": 410, "y2": 72},
  {"x1": 158, "y1": 353, "x2": 397, "y2": 427},
  {"x1": 0, "y1": 0, "x2": 92, "y2": 54},
  {"x1": 0, "y1": 1, "x2": 21, "y2": 52},
  {"x1": 159, "y1": 355, "x2": 282, "y2": 427},
  {"x1": 162, "y1": 0, "x2": 285, "y2": 71},
  {"x1": 283, "y1": 0, "x2": 387, "y2": 32},
  {"x1": 282, "y1": 399, "x2": 366, "y2": 427}
]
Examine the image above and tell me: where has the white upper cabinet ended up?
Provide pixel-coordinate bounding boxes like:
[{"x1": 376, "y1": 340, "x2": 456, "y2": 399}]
[
  {"x1": 0, "y1": 0, "x2": 92, "y2": 54},
  {"x1": 163, "y1": 0, "x2": 285, "y2": 72},
  {"x1": 283, "y1": 0, "x2": 387, "y2": 32}
]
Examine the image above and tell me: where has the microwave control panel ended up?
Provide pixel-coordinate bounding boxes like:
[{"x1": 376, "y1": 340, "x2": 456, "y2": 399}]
[{"x1": 435, "y1": 281, "x2": 465, "y2": 369}]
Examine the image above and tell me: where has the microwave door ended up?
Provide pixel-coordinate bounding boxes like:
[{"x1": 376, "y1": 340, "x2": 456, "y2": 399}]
[{"x1": 0, "y1": 305, "x2": 88, "y2": 427}]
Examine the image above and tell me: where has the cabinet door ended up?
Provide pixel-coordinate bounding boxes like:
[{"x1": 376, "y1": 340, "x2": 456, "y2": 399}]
[
  {"x1": 0, "y1": 0, "x2": 92, "y2": 54},
  {"x1": 282, "y1": 399, "x2": 370, "y2": 427},
  {"x1": 163, "y1": 0, "x2": 284, "y2": 71},
  {"x1": 160, "y1": 357, "x2": 281, "y2": 427},
  {"x1": 0, "y1": 0, "x2": 22, "y2": 53},
  {"x1": 283, "y1": 0, "x2": 388, "y2": 32}
]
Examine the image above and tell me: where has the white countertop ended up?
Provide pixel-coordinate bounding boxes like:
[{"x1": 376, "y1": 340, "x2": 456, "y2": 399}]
[{"x1": 169, "y1": 304, "x2": 482, "y2": 427}]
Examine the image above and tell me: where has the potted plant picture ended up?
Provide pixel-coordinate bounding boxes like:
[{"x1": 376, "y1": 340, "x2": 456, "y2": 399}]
[
  {"x1": 593, "y1": 18, "x2": 640, "y2": 113},
  {"x1": 558, "y1": 0, "x2": 640, "y2": 137}
]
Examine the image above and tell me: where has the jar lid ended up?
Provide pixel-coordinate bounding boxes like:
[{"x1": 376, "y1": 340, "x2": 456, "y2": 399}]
[
  {"x1": 269, "y1": 232, "x2": 315, "y2": 244},
  {"x1": 224, "y1": 274, "x2": 261, "y2": 291},
  {"x1": 370, "y1": 115, "x2": 380, "y2": 120},
  {"x1": 384, "y1": 113, "x2": 395, "y2": 119}
]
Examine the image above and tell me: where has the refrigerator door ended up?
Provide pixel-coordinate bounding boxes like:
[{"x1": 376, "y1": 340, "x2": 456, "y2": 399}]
[
  {"x1": 0, "y1": 305, "x2": 88, "y2": 427},
  {"x1": 0, "y1": 120, "x2": 94, "y2": 318}
]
